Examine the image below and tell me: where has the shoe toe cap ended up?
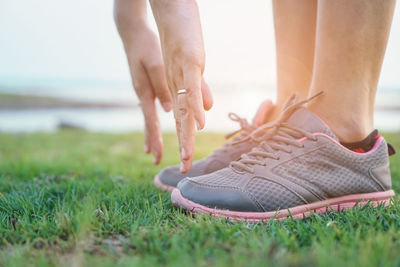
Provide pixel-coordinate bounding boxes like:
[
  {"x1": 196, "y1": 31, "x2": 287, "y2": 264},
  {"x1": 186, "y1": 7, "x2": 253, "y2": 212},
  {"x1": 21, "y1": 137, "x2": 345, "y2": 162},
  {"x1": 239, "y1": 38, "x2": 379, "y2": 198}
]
[
  {"x1": 158, "y1": 166, "x2": 187, "y2": 188},
  {"x1": 177, "y1": 177, "x2": 261, "y2": 212}
]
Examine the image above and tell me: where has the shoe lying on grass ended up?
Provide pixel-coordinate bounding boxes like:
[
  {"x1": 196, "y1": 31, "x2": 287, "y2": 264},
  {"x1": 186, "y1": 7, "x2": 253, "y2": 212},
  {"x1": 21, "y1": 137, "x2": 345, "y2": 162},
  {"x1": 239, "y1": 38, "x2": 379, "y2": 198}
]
[
  {"x1": 154, "y1": 101, "x2": 275, "y2": 192},
  {"x1": 171, "y1": 94, "x2": 396, "y2": 222}
]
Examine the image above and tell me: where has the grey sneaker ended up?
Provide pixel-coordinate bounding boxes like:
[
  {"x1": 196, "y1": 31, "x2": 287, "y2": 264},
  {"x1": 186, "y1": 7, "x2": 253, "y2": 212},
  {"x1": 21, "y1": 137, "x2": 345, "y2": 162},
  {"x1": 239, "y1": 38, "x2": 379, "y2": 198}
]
[
  {"x1": 172, "y1": 94, "x2": 395, "y2": 221},
  {"x1": 154, "y1": 113, "x2": 264, "y2": 192}
]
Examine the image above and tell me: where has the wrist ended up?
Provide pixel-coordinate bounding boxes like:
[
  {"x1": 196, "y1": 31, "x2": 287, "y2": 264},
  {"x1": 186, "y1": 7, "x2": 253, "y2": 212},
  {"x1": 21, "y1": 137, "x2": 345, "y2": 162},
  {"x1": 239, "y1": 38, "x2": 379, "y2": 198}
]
[
  {"x1": 115, "y1": 14, "x2": 148, "y2": 31},
  {"x1": 118, "y1": 20, "x2": 152, "y2": 46},
  {"x1": 114, "y1": 2, "x2": 149, "y2": 38}
]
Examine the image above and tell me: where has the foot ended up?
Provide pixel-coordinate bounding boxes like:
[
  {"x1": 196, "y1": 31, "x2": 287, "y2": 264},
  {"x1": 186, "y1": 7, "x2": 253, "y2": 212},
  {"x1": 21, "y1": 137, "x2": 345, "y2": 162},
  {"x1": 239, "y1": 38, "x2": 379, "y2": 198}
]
[
  {"x1": 171, "y1": 95, "x2": 395, "y2": 221},
  {"x1": 154, "y1": 100, "x2": 275, "y2": 192}
]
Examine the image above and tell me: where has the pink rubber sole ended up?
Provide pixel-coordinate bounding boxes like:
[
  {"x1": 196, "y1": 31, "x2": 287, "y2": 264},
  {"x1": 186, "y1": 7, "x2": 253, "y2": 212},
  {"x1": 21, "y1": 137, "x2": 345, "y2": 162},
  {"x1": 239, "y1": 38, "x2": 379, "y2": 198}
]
[
  {"x1": 154, "y1": 175, "x2": 175, "y2": 192},
  {"x1": 171, "y1": 189, "x2": 395, "y2": 222}
]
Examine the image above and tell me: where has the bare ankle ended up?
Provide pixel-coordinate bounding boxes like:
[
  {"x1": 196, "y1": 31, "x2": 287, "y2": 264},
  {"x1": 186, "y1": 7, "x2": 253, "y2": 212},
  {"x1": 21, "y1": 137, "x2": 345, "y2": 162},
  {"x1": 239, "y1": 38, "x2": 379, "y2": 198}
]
[{"x1": 308, "y1": 104, "x2": 373, "y2": 143}]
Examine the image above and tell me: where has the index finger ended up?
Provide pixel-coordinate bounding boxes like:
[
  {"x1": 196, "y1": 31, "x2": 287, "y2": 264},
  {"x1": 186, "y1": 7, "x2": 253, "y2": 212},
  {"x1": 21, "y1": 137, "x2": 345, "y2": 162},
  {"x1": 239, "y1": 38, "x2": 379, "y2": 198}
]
[
  {"x1": 184, "y1": 67, "x2": 205, "y2": 130},
  {"x1": 175, "y1": 91, "x2": 195, "y2": 173},
  {"x1": 141, "y1": 98, "x2": 163, "y2": 165}
]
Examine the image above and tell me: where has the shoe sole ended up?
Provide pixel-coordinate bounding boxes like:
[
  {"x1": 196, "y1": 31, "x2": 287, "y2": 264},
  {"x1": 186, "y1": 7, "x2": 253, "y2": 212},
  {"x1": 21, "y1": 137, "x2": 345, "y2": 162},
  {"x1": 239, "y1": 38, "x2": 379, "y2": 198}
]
[
  {"x1": 171, "y1": 189, "x2": 395, "y2": 222},
  {"x1": 154, "y1": 175, "x2": 175, "y2": 192}
]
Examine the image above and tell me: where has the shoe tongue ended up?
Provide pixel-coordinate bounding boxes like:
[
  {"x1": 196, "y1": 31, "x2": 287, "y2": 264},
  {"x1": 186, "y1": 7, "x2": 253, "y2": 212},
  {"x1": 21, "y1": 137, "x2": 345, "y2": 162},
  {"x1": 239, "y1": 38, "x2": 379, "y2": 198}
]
[{"x1": 285, "y1": 107, "x2": 339, "y2": 141}]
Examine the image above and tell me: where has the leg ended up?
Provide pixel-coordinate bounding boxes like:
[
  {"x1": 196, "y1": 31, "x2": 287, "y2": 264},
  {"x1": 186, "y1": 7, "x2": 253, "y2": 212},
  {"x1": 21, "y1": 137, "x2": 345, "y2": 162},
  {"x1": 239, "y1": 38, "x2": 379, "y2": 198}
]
[
  {"x1": 308, "y1": 0, "x2": 396, "y2": 142},
  {"x1": 272, "y1": 0, "x2": 317, "y2": 118},
  {"x1": 171, "y1": 1, "x2": 396, "y2": 220}
]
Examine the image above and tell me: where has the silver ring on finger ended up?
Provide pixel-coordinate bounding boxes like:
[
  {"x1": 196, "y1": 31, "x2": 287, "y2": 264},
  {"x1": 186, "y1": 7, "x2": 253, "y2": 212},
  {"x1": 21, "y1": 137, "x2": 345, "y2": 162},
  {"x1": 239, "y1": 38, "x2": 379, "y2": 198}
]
[{"x1": 177, "y1": 89, "x2": 189, "y2": 95}]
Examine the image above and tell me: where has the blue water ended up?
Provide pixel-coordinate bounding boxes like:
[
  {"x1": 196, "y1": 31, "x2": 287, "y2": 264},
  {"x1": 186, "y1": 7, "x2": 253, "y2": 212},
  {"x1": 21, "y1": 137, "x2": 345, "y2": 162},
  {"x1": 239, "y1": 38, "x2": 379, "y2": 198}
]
[{"x1": 0, "y1": 78, "x2": 399, "y2": 133}]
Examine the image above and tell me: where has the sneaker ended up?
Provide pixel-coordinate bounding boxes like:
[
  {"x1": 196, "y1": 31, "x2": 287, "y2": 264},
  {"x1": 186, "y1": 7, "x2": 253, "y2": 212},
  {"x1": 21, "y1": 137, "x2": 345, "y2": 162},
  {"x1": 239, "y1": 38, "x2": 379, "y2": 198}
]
[
  {"x1": 154, "y1": 100, "x2": 275, "y2": 192},
  {"x1": 171, "y1": 93, "x2": 396, "y2": 221}
]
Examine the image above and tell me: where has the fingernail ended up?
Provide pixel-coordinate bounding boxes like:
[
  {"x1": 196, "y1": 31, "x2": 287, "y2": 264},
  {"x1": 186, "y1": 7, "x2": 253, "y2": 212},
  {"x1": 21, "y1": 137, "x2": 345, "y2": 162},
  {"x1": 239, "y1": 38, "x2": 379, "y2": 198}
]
[
  {"x1": 180, "y1": 162, "x2": 185, "y2": 173},
  {"x1": 153, "y1": 154, "x2": 158, "y2": 165},
  {"x1": 144, "y1": 145, "x2": 150, "y2": 153},
  {"x1": 196, "y1": 120, "x2": 202, "y2": 131},
  {"x1": 181, "y1": 148, "x2": 187, "y2": 160},
  {"x1": 162, "y1": 102, "x2": 172, "y2": 112}
]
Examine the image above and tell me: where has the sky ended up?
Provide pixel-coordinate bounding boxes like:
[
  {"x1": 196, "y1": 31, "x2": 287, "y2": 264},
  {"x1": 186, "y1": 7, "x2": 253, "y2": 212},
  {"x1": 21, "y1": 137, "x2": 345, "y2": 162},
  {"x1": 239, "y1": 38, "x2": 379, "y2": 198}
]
[{"x1": 0, "y1": 0, "x2": 399, "y2": 90}]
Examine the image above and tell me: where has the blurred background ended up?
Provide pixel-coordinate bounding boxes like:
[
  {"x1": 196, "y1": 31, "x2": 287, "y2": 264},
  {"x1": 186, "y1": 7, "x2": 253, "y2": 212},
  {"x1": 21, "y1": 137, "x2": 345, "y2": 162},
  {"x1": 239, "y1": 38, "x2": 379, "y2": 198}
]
[{"x1": 0, "y1": 0, "x2": 399, "y2": 133}]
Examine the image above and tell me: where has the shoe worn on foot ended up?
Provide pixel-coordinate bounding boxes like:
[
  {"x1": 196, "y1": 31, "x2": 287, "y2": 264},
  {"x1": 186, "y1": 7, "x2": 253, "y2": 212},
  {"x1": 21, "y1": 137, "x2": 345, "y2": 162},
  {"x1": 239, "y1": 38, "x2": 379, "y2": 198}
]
[
  {"x1": 172, "y1": 94, "x2": 395, "y2": 221},
  {"x1": 154, "y1": 113, "x2": 263, "y2": 192}
]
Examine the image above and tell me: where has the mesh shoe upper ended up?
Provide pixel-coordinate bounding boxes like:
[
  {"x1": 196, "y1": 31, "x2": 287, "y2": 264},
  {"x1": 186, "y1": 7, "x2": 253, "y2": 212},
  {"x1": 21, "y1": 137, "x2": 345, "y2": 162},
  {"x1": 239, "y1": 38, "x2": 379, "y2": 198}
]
[{"x1": 177, "y1": 107, "x2": 392, "y2": 212}]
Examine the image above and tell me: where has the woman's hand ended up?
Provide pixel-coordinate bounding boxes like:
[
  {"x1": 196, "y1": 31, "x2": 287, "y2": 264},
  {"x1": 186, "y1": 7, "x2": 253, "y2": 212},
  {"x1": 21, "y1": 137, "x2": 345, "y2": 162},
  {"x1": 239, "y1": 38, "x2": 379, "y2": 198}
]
[
  {"x1": 114, "y1": 0, "x2": 172, "y2": 164},
  {"x1": 150, "y1": 0, "x2": 213, "y2": 173}
]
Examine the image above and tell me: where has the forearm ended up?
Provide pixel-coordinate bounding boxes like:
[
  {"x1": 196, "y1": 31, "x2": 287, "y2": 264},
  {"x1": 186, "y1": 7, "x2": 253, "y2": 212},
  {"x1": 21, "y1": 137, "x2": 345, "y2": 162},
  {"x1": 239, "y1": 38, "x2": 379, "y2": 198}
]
[
  {"x1": 114, "y1": 0, "x2": 148, "y2": 45},
  {"x1": 150, "y1": 0, "x2": 205, "y2": 75}
]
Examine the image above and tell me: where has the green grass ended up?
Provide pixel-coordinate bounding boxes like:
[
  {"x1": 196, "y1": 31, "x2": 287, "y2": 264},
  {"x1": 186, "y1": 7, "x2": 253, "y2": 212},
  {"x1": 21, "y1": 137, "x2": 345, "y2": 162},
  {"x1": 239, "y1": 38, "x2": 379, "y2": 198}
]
[{"x1": 0, "y1": 131, "x2": 399, "y2": 267}]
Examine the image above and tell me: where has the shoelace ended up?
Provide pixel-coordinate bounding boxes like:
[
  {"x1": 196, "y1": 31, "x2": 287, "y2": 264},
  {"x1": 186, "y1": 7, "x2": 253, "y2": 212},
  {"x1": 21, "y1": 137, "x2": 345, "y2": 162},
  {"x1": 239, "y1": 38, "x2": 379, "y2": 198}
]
[
  {"x1": 230, "y1": 92, "x2": 323, "y2": 173},
  {"x1": 213, "y1": 113, "x2": 256, "y2": 155},
  {"x1": 225, "y1": 113, "x2": 255, "y2": 140}
]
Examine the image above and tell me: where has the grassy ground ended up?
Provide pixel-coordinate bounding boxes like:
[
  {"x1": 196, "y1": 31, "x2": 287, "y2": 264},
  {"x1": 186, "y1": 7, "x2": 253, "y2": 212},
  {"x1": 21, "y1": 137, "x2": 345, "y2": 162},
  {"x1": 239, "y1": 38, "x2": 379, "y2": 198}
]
[{"x1": 0, "y1": 131, "x2": 399, "y2": 267}]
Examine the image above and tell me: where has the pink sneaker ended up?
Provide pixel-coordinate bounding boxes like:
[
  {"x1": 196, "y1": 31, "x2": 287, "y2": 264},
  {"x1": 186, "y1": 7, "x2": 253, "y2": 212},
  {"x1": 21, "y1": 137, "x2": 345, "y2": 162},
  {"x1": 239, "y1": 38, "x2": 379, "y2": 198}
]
[{"x1": 172, "y1": 95, "x2": 395, "y2": 221}]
